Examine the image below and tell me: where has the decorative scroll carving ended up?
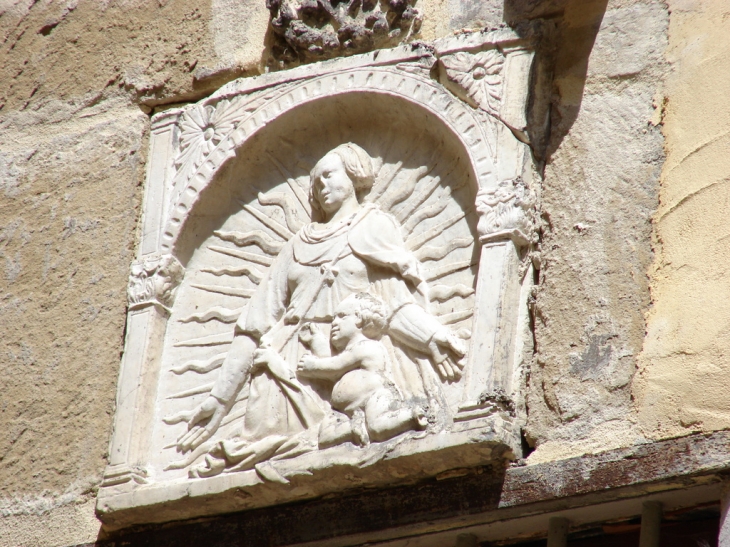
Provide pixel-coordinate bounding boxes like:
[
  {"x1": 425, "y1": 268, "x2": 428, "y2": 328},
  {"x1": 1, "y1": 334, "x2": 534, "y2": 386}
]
[
  {"x1": 438, "y1": 49, "x2": 505, "y2": 116},
  {"x1": 266, "y1": 0, "x2": 422, "y2": 65},
  {"x1": 128, "y1": 255, "x2": 185, "y2": 310},
  {"x1": 475, "y1": 180, "x2": 534, "y2": 244}
]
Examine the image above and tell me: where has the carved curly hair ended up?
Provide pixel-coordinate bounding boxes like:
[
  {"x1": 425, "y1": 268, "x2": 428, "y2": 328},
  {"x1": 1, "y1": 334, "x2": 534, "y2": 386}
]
[
  {"x1": 309, "y1": 143, "x2": 374, "y2": 220},
  {"x1": 349, "y1": 292, "x2": 387, "y2": 340}
]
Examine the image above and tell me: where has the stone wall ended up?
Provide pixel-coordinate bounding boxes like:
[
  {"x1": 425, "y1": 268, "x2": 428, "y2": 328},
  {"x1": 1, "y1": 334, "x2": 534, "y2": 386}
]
[
  {"x1": 1, "y1": 0, "x2": 728, "y2": 545},
  {"x1": 0, "y1": 2, "x2": 224, "y2": 544},
  {"x1": 525, "y1": 0, "x2": 668, "y2": 462}
]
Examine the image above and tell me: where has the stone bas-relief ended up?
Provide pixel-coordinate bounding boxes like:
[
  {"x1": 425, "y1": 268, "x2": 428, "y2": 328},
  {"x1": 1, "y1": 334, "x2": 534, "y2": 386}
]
[
  {"x1": 176, "y1": 143, "x2": 468, "y2": 480},
  {"x1": 97, "y1": 28, "x2": 539, "y2": 528}
]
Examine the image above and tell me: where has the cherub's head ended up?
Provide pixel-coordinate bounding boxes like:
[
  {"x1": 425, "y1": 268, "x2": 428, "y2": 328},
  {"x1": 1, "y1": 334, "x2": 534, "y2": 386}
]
[{"x1": 330, "y1": 292, "x2": 387, "y2": 349}]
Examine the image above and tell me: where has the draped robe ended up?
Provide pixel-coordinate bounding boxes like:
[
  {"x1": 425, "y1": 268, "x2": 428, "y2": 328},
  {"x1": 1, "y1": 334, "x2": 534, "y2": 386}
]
[{"x1": 207, "y1": 205, "x2": 447, "y2": 468}]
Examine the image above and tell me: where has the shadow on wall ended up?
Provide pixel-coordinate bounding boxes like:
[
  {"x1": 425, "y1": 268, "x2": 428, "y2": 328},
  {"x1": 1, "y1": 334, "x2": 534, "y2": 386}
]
[{"x1": 505, "y1": 0, "x2": 609, "y2": 164}]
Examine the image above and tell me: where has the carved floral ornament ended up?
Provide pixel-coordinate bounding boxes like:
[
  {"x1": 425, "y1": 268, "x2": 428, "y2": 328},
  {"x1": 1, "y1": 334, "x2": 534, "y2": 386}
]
[
  {"x1": 98, "y1": 30, "x2": 540, "y2": 528},
  {"x1": 438, "y1": 49, "x2": 505, "y2": 117},
  {"x1": 266, "y1": 0, "x2": 422, "y2": 65},
  {"x1": 173, "y1": 100, "x2": 237, "y2": 190}
]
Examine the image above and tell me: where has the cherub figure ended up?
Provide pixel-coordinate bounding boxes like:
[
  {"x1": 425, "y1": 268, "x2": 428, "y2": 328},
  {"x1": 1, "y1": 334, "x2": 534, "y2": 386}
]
[{"x1": 297, "y1": 292, "x2": 428, "y2": 447}]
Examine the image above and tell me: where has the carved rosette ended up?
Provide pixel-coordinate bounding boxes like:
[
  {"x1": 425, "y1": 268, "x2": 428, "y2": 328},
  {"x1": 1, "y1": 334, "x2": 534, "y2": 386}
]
[
  {"x1": 173, "y1": 100, "x2": 237, "y2": 187},
  {"x1": 475, "y1": 180, "x2": 535, "y2": 246},
  {"x1": 128, "y1": 255, "x2": 185, "y2": 310},
  {"x1": 438, "y1": 49, "x2": 505, "y2": 117}
]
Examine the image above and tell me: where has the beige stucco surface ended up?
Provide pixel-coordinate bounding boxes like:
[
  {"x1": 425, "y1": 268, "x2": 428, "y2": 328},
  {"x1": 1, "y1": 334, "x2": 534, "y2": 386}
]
[
  {"x1": 634, "y1": 0, "x2": 730, "y2": 438},
  {"x1": 0, "y1": 2, "x2": 233, "y2": 545}
]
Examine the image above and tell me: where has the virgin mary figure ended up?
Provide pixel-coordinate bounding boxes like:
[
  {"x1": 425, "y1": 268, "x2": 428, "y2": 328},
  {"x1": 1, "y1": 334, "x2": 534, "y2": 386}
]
[{"x1": 177, "y1": 143, "x2": 467, "y2": 476}]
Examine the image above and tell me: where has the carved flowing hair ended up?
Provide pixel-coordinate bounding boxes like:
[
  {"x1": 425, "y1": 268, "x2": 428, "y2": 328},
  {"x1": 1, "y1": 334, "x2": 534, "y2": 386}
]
[
  {"x1": 309, "y1": 143, "x2": 375, "y2": 221},
  {"x1": 349, "y1": 292, "x2": 387, "y2": 340}
]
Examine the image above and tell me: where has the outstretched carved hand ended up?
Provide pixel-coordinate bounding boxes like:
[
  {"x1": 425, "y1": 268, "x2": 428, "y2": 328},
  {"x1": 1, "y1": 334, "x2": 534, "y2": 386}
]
[
  {"x1": 177, "y1": 395, "x2": 226, "y2": 453},
  {"x1": 429, "y1": 326, "x2": 467, "y2": 382}
]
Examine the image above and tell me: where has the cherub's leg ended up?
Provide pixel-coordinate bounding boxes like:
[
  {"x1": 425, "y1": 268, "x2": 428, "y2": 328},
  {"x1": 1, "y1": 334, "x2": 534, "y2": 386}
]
[
  {"x1": 318, "y1": 411, "x2": 353, "y2": 449},
  {"x1": 364, "y1": 390, "x2": 427, "y2": 442}
]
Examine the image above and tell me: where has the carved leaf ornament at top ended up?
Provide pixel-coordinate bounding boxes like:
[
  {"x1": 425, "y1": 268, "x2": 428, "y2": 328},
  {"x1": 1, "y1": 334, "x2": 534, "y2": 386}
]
[
  {"x1": 440, "y1": 49, "x2": 504, "y2": 117},
  {"x1": 267, "y1": 0, "x2": 422, "y2": 65}
]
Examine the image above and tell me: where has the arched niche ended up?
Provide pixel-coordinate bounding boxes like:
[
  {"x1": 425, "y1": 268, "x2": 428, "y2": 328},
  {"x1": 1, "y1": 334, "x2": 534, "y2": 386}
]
[{"x1": 161, "y1": 66, "x2": 501, "y2": 256}]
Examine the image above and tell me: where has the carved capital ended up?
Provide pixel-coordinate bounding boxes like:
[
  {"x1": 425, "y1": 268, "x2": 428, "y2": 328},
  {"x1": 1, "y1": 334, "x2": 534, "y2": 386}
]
[
  {"x1": 128, "y1": 254, "x2": 184, "y2": 310},
  {"x1": 438, "y1": 49, "x2": 505, "y2": 117},
  {"x1": 475, "y1": 180, "x2": 535, "y2": 245}
]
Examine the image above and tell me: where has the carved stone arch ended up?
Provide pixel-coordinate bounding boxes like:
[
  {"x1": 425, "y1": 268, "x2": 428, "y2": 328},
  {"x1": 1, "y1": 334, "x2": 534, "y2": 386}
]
[{"x1": 160, "y1": 66, "x2": 500, "y2": 255}]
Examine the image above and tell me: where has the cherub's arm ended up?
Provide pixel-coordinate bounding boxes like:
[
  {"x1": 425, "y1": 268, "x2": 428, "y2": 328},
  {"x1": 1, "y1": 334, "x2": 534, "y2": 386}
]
[{"x1": 297, "y1": 348, "x2": 362, "y2": 381}]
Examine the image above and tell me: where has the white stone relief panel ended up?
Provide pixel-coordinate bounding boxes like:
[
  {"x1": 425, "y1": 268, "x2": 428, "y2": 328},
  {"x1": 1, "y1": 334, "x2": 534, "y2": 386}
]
[
  {"x1": 151, "y1": 96, "x2": 480, "y2": 484},
  {"x1": 98, "y1": 29, "x2": 540, "y2": 528}
]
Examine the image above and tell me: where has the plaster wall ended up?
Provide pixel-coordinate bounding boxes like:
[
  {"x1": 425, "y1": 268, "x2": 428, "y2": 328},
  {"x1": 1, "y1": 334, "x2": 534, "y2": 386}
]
[
  {"x1": 0, "y1": 3, "x2": 232, "y2": 545},
  {"x1": 634, "y1": 0, "x2": 730, "y2": 438}
]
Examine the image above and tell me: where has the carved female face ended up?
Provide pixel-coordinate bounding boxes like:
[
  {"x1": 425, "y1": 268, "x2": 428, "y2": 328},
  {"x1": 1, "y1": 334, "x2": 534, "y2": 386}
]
[{"x1": 310, "y1": 153, "x2": 356, "y2": 215}]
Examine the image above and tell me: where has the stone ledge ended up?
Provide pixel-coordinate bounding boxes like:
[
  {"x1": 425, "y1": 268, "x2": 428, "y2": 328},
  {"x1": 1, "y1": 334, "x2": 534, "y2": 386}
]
[
  {"x1": 95, "y1": 431, "x2": 730, "y2": 546},
  {"x1": 97, "y1": 416, "x2": 519, "y2": 530},
  {"x1": 502, "y1": 430, "x2": 730, "y2": 507}
]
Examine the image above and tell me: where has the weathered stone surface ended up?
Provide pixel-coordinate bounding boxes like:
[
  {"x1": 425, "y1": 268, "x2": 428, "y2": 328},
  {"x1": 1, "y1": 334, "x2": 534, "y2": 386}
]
[
  {"x1": 266, "y1": 0, "x2": 423, "y2": 66},
  {"x1": 0, "y1": 1, "x2": 226, "y2": 110},
  {"x1": 0, "y1": 97, "x2": 147, "y2": 493},
  {"x1": 525, "y1": 0, "x2": 668, "y2": 463}
]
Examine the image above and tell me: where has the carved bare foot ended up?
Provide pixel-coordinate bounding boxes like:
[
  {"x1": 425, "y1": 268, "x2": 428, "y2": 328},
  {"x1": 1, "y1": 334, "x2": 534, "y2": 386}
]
[
  {"x1": 351, "y1": 409, "x2": 370, "y2": 447},
  {"x1": 188, "y1": 453, "x2": 226, "y2": 479},
  {"x1": 413, "y1": 405, "x2": 430, "y2": 430}
]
